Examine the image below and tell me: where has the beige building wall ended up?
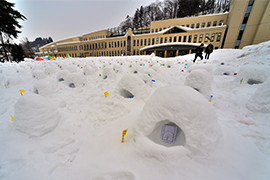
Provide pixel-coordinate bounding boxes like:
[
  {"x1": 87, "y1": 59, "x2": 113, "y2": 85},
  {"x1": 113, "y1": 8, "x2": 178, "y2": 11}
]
[
  {"x1": 240, "y1": 0, "x2": 270, "y2": 48},
  {"x1": 224, "y1": 0, "x2": 270, "y2": 49},
  {"x1": 252, "y1": 0, "x2": 270, "y2": 45}
]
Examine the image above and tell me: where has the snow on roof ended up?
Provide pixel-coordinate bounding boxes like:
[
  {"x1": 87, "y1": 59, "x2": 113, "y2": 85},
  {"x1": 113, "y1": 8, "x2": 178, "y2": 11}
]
[
  {"x1": 140, "y1": 42, "x2": 205, "y2": 51},
  {"x1": 56, "y1": 41, "x2": 81, "y2": 46}
]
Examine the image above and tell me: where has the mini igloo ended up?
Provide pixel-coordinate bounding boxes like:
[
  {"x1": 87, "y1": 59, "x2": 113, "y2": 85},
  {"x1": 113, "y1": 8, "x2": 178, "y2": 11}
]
[
  {"x1": 115, "y1": 74, "x2": 151, "y2": 100},
  {"x1": 134, "y1": 85, "x2": 221, "y2": 153},
  {"x1": 184, "y1": 69, "x2": 213, "y2": 99}
]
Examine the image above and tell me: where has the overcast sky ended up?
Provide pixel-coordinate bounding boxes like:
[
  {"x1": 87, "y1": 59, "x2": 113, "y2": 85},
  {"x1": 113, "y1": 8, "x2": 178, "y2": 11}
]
[{"x1": 9, "y1": 0, "x2": 155, "y2": 43}]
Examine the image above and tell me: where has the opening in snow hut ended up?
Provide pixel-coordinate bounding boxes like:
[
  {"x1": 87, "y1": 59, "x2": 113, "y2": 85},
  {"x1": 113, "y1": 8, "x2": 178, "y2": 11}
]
[
  {"x1": 58, "y1": 78, "x2": 64, "y2": 82},
  {"x1": 120, "y1": 89, "x2": 134, "y2": 98},
  {"x1": 247, "y1": 79, "x2": 263, "y2": 85},
  {"x1": 148, "y1": 120, "x2": 186, "y2": 147},
  {"x1": 69, "y1": 83, "x2": 75, "y2": 88}
]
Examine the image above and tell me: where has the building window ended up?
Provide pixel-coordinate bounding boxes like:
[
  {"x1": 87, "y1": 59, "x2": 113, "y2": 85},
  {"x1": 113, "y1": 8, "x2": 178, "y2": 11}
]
[
  {"x1": 156, "y1": 38, "x2": 159, "y2": 44},
  {"x1": 183, "y1": 36, "x2": 187, "y2": 42},
  {"x1": 207, "y1": 22, "x2": 211, "y2": 27},
  {"x1": 199, "y1": 34, "x2": 203, "y2": 42},
  {"x1": 124, "y1": 41, "x2": 126, "y2": 47},
  {"x1": 165, "y1": 37, "x2": 167, "y2": 43},
  {"x1": 159, "y1": 28, "x2": 162, "y2": 31},
  {"x1": 213, "y1": 21, "x2": 217, "y2": 26},
  {"x1": 210, "y1": 33, "x2": 215, "y2": 42},
  {"x1": 191, "y1": 24, "x2": 194, "y2": 28},
  {"x1": 152, "y1": 38, "x2": 154, "y2": 45},
  {"x1": 219, "y1": 20, "x2": 224, "y2": 26},
  {"x1": 137, "y1": 39, "x2": 139, "y2": 46},
  {"x1": 148, "y1": 38, "x2": 151, "y2": 45},
  {"x1": 216, "y1": 32, "x2": 222, "y2": 42},
  {"x1": 235, "y1": 40, "x2": 241, "y2": 48},
  {"x1": 186, "y1": 24, "x2": 189, "y2": 27},
  {"x1": 133, "y1": 40, "x2": 136, "y2": 46},
  {"x1": 204, "y1": 33, "x2": 209, "y2": 42},
  {"x1": 141, "y1": 39, "x2": 143, "y2": 46},
  {"x1": 201, "y1": 22, "x2": 205, "y2": 28},
  {"x1": 118, "y1": 41, "x2": 120, "y2": 47},
  {"x1": 174, "y1": 36, "x2": 177, "y2": 42},
  {"x1": 178, "y1": 36, "x2": 182, "y2": 42},
  {"x1": 152, "y1": 29, "x2": 154, "y2": 33},
  {"x1": 169, "y1": 37, "x2": 172, "y2": 42},
  {"x1": 160, "y1": 37, "x2": 163, "y2": 43},
  {"x1": 188, "y1": 35, "x2": 192, "y2": 42},
  {"x1": 196, "y1": 23, "x2": 200, "y2": 28},
  {"x1": 155, "y1": 28, "x2": 158, "y2": 32},
  {"x1": 144, "y1": 39, "x2": 147, "y2": 45},
  {"x1": 193, "y1": 35, "x2": 197, "y2": 43}
]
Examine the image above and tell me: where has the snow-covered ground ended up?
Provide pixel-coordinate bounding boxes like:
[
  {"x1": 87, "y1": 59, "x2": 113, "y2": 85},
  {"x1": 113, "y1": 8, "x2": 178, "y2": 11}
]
[{"x1": 1, "y1": 41, "x2": 270, "y2": 180}]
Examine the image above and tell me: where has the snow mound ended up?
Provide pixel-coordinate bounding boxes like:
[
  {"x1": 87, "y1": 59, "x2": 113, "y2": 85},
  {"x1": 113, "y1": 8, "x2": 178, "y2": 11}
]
[
  {"x1": 83, "y1": 66, "x2": 95, "y2": 76},
  {"x1": 65, "y1": 73, "x2": 87, "y2": 88},
  {"x1": 32, "y1": 70, "x2": 46, "y2": 79},
  {"x1": 234, "y1": 65, "x2": 268, "y2": 85},
  {"x1": 246, "y1": 81, "x2": 270, "y2": 113},
  {"x1": 134, "y1": 85, "x2": 221, "y2": 154},
  {"x1": 115, "y1": 74, "x2": 151, "y2": 99},
  {"x1": 56, "y1": 70, "x2": 69, "y2": 82},
  {"x1": 14, "y1": 94, "x2": 60, "y2": 137},
  {"x1": 102, "y1": 67, "x2": 115, "y2": 79},
  {"x1": 184, "y1": 69, "x2": 213, "y2": 99},
  {"x1": 33, "y1": 79, "x2": 56, "y2": 95}
]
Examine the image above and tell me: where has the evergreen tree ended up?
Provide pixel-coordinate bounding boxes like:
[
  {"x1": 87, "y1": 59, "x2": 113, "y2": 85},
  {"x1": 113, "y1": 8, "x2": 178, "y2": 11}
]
[
  {"x1": 10, "y1": 44, "x2": 24, "y2": 63},
  {"x1": 133, "y1": 9, "x2": 140, "y2": 29},
  {"x1": 139, "y1": 6, "x2": 144, "y2": 28},
  {"x1": 0, "y1": 0, "x2": 26, "y2": 62}
]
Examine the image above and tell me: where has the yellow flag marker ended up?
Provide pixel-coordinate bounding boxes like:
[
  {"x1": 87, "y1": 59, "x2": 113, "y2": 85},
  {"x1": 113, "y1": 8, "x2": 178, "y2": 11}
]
[
  {"x1": 104, "y1": 91, "x2": 109, "y2": 98},
  {"x1": 19, "y1": 89, "x2": 25, "y2": 96},
  {"x1": 10, "y1": 115, "x2": 14, "y2": 122},
  {"x1": 122, "y1": 129, "x2": 128, "y2": 143},
  {"x1": 4, "y1": 81, "x2": 7, "y2": 88}
]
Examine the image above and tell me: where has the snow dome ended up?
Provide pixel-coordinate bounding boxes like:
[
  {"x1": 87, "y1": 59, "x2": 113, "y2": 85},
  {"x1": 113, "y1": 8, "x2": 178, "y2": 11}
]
[
  {"x1": 184, "y1": 69, "x2": 213, "y2": 99},
  {"x1": 14, "y1": 94, "x2": 61, "y2": 137},
  {"x1": 65, "y1": 73, "x2": 87, "y2": 88},
  {"x1": 115, "y1": 74, "x2": 151, "y2": 99},
  {"x1": 134, "y1": 85, "x2": 221, "y2": 153}
]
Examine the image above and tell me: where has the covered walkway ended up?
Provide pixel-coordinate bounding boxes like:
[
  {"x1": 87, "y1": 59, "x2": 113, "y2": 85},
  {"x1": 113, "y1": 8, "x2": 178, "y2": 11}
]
[{"x1": 140, "y1": 42, "x2": 202, "y2": 58}]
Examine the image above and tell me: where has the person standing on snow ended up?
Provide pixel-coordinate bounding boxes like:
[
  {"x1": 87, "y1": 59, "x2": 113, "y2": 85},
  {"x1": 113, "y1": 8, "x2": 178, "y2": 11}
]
[
  {"x1": 205, "y1": 43, "x2": 214, "y2": 59},
  {"x1": 193, "y1": 43, "x2": 204, "y2": 63}
]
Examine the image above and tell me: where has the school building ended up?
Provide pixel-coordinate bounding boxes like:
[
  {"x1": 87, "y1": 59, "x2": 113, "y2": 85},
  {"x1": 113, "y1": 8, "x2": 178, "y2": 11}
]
[{"x1": 39, "y1": 0, "x2": 270, "y2": 58}]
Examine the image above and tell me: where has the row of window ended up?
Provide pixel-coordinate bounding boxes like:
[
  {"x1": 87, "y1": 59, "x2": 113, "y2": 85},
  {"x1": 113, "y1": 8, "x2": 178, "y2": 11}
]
[
  {"x1": 152, "y1": 20, "x2": 224, "y2": 33},
  {"x1": 58, "y1": 46, "x2": 78, "y2": 52},
  {"x1": 57, "y1": 32, "x2": 222, "y2": 53},
  {"x1": 82, "y1": 35, "x2": 106, "y2": 41},
  {"x1": 80, "y1": 40, "x2": 127, "y2": 51},
  {"x1": 133, "y1": 33, "x2": 222, "y2": 46}
]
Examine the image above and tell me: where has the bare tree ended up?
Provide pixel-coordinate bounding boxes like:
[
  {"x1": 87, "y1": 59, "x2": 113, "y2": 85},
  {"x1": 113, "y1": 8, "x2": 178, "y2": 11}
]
[{"x1": 21, "y1": 37, "x2": 34, "y2": 58}]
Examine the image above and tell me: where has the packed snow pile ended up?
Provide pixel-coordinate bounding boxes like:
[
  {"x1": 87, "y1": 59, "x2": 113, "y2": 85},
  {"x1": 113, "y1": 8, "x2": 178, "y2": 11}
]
[
  {"x1": 14, "y1": 94, "x2": 61, "y2": 137},
  {"x1": 115, "y1": 74, "x2": 151, "y2": 99},
  {"x1": 1, "y1": 41, "x2": 270, "y2": 180},
  {"x1": 246, "y1": 80, "x2": 270, "y2": 113},
  {"x1": 184, "y1": 69, "x2": 213, "y2": 99},
  {"x1": 134, "y1": 85, "x2": 220, "y2": 154}
]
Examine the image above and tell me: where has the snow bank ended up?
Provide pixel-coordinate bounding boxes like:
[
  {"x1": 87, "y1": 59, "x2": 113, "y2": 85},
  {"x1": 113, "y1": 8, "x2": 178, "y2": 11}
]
[
  {"x1": 134, "y1": 85, "x2": 221, "y2": 154},
  {"x1": 65, "y1": 73, "x2": 87, "y2": 88},
  {"x1": 14, "y1": 94, "x2": 61, "y2": 137},
  {"x1": 246, "y1": 80, "x2": 270, "y2": 113}
]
